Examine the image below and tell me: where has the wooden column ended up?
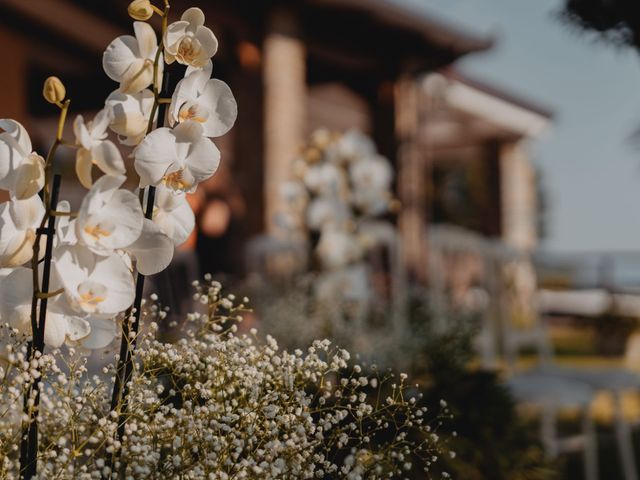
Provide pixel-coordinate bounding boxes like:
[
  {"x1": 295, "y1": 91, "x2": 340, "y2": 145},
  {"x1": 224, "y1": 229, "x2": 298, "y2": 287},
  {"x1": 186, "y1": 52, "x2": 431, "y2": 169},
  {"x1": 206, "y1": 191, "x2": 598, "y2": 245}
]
[
  {"x1": 500, "y1": 141, "x2": 537, "y2": 250},
  {"x1": 396, "y1": 75, "x2": 428, "y2": 283},
  {"x1": 263, "y1": 8, "x2": 307, "y2": 234}
]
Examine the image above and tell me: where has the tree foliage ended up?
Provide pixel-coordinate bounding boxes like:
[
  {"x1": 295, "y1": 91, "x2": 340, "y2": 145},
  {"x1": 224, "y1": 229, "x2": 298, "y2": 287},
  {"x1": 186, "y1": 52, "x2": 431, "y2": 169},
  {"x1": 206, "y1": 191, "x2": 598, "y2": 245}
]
[{"x1": 562, "y1": 0, "x2": 640, "y2": 49}]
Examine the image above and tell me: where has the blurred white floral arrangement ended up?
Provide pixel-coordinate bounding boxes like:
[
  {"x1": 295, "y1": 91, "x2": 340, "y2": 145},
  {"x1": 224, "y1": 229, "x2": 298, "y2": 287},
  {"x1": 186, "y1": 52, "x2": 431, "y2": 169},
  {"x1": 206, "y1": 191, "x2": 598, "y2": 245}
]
[
  {"x1": 0, "y1": 0, "x2": 449, "y2": 477},
  {"x1": 281, "y1": 128, "x2": 396, "y2": 271},
  {"x1": 256, "y1": 130, "x2": 413, "y2": 364}
]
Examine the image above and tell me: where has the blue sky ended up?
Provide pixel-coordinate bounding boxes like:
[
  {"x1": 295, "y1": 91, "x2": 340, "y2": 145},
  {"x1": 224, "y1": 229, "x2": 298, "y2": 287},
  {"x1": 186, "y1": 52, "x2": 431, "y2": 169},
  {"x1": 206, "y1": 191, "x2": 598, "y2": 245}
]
[{"x1": 401, "y1": 0, "x2": 640, "y2": 252}]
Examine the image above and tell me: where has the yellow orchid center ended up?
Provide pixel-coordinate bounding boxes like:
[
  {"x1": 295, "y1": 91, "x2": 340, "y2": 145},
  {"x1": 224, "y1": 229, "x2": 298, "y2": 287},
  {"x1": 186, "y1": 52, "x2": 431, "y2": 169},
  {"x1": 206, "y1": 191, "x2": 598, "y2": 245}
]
[
  {"x1": 80, "y1": 291, "x2": 106, "y2": 306},
  {"x1": 77, "y1": 281, "x2": 107, "y2": 312},
  {"x1": 178, "y1": 103, "x2": 209, "y2": 124},
  {"x1": 177, "y1": 37, "x2": 202, "y2": 65},
  {"x1": 162, "y1": 169, "x2": 192, "y2": 191},
  {"x1": 84, "y1": 223, "x2": 113, "y2": 240}
]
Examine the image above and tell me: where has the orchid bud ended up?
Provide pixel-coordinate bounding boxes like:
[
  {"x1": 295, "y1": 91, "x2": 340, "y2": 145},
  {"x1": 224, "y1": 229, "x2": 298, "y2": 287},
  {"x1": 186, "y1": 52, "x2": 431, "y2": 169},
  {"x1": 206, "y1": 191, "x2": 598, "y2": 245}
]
[
  {"x1": 42, "y1": 76, "x2": 66, "y2": 104},
  {"x1": 128, "y1": 0, "x2": 154, "y2": 21}
]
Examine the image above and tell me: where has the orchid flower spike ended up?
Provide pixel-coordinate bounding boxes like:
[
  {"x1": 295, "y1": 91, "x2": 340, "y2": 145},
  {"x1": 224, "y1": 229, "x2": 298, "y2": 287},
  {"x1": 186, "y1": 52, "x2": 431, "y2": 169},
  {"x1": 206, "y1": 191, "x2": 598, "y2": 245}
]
[
  {"x1": 0, "y1": 119, "x2": 45, "y2": 199},
  {"x1": 74, "y1": 108, "x2": 126, "y2": 189}
]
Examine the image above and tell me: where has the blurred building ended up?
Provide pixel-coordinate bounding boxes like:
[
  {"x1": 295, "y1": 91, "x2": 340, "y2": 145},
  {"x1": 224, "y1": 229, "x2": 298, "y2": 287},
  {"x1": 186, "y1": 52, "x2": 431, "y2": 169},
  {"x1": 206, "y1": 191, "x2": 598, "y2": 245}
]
[
  {"x1": 0, "y1": 0, "x2": 494, "y2": 273},
  {"x1": 421, "y1": 72, "x2": 552, "y2": 350}
]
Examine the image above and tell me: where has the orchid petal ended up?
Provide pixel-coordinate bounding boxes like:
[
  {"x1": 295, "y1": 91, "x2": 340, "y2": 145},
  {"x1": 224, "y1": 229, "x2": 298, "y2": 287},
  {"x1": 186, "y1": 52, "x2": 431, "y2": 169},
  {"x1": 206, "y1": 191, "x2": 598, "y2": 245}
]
[
  {"x1": 0, "y1": 135, "x2": 20, "y2": 186},
  {"x1": 0, "y1": 196, "x2": 44, "y2": 267},
  {"x1": 80, "y1": 317, "x2": 116, "y2": 349},
  {"x1": 77, "y1": 175, "x2": 143, "y2": 254},
  {"x1": 134, "y1": 127, "x2": 177, "y2": 187},
  {"x1": 185, "y1": 134, "x2": 220, "y2": 185},
  {"x1": 0, "y1": 119, "x2": 31, "y2": 156},
  {"x1": 81, "y1": 174, "x2": 126, "y2": 212},
  {"x1": 181, "y1": 7, "x2": 205, "y2": 29},
  {"x1": 76, "y1": 149, "x2": 94, "y2": 189},
  {"x1": 120, "y1": 58, "x2": 154, "y2": 94},
  {"x1": 64, "y1": 316, "x2": 91, "y2": 342},
  {"x1": 106, "y1": 89, "x2": 155, "y2": 145},
  {"x1": 103, "y1": 34, "x2": 139, "y2": 82},
  {"x1": 12, "y1": 153, "x2": 45, "y2": 199},
  {"x1": 10, "y1": 194, "x2": 45, "y2": 231},
  {"x1": 53, "y1": 244, "x2": 97, "y2": 298},
  {"x1": 127, "y1": 218, "x2": 174, "y2": 275},
  {"x1": 185, "y1": 60, "x2": 213, "y2": 79},
  {"x1": 90, "y1": 108, "x2": 113, "y2": 140},
  {"x1": 91, "y1": 140, "x2": 126, "y2": 177},
  {"x1": 164, "y1": 21, "x2": 189, "y2": 56},
  {"x1": 169, "y1": 72, "x2": 201, "y2": 125},
  {"x1": 43, "y1": 312, "x2": 70, "y2": 348},
  {"x1": 79, "y1": 189, "x2": 143, "y2": 254},
  {"x1": 194, "y1": 26, "x2": 218, "y2": 62},
  {"x1": 73, "y1": 115, "x2": 94, "y2": 150},
  {"x1": 199, "y1": 79, "x2": 237, "y2": 137},
  {"x1": 0, "y1": 267, "x2": 32, "y2": 331},
  {"x1": 153, "y1": 189, "x2": 195, "y2": 245},
  {"x1": 91, "y1": 254, "x2": 135, "y2": 315},
  {"x1": 133, "y1": 21, "x2": 156, "y2": 60}
]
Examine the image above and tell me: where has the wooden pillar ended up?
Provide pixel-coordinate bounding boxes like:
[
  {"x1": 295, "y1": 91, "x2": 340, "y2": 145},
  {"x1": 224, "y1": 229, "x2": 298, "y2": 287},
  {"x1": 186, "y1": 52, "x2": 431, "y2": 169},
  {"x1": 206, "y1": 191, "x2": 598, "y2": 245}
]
[
  {"x1": 233, "y1": 40, "x2": 265, "y2": 237},
  {"x1": 500, "y1": 141, "x2": 537, "y2": 250},
  {"x1": 263, "y1": 8, "x2": 307, "y2": 234},
  {"x1": 396, "y1": 75, "x2": 428, "y2": 283},
  {"x1": 0, "y1": 27, "x2": 29, "y2": 203},
  {"x1": 500, "y1": 141, "x2": 538, "y2": 328}
]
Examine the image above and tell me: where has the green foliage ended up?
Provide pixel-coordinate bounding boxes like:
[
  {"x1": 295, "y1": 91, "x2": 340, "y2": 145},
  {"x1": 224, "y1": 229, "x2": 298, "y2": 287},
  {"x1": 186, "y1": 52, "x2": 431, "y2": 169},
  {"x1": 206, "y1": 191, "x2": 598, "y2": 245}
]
[{"x1": 411, "y1": 298, "x2": 559, "y2": 480}]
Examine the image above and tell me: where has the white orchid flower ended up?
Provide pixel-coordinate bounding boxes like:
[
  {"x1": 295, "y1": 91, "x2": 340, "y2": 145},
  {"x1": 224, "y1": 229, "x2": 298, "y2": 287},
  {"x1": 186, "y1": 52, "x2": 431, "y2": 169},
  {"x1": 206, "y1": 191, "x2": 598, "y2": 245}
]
[
  {"x1": 306, "y1": 197, "x2": 351, "y2": 231},
  {"x1": 0, "y1": 267, "x2": 90, "y2": 348},
  {"x1": 349, "y1": 155, "x2": 392, "y2": 192},
  {"x1": 126, "y1": 218, "x2": 174, "y2": 275},
  {"x1": 334, "y1": 129, "x2": 376, "y2": 162},
  {"x1": 103, "y1": 22, "x2": 163, "y2": 94},
  {"x1": 53, "y1": 244, "x2": 135, "y2": 318},
  {"x1": 349, "y1": 155, "x2": 393, "y2": 215},
  {"x1": 76, "y1": 175, "x2": 143, "y2": 256},
  {"x1": 315, "y1": 228, "x2": 363, "y2": 270},
  {"x1": 168, "y1": 61, "x2": 237, "y2": 138},
  {"x1": 0, "y1": 119, "x2": 45, "y2": 199},
  {"x1": 147, "y1": 185, "x2": 195, "y2": 246},
  {"x1": 105, "y1": 89, "x2": 156, "y2": 146},
  {"x1": 303, "y1": 162, "x2": 346, "y2": 197},
  {"x1": 164, "y1": 7, "x2": 218, "y2": 68},
  {"x1": 134, "y1": 120, "x2": 220, "y2": 193},
  {"x1": 74, "y1": 108, "x2": 126, "y2": 189},
  {"x1": 0, "y1": 195, "x2": 45, "y2": 267}
]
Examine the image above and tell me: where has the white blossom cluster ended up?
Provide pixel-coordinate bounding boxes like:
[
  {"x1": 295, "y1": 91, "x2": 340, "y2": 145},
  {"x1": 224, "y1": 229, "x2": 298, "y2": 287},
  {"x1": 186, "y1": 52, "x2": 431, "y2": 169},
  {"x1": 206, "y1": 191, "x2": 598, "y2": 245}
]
[
  {"x1": 0, "y1": 4, "x2": 237, "y2": 350},
  {"x1": 0, "y1": 279, "x2": 450, "y2": 478},
  {"x1": 281, "y1": 129, "x2": 395, "y2": 271}
]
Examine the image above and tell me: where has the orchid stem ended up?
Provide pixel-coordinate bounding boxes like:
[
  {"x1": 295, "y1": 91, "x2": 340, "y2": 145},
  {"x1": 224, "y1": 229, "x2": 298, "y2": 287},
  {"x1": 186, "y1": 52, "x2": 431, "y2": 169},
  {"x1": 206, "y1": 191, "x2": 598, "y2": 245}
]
[
  {"x1": 20, "y1": 173, "x2": 62, "y2": 480},
  {"x1": 106, "y1": 6, "x2": 171, "y2": 476}
]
